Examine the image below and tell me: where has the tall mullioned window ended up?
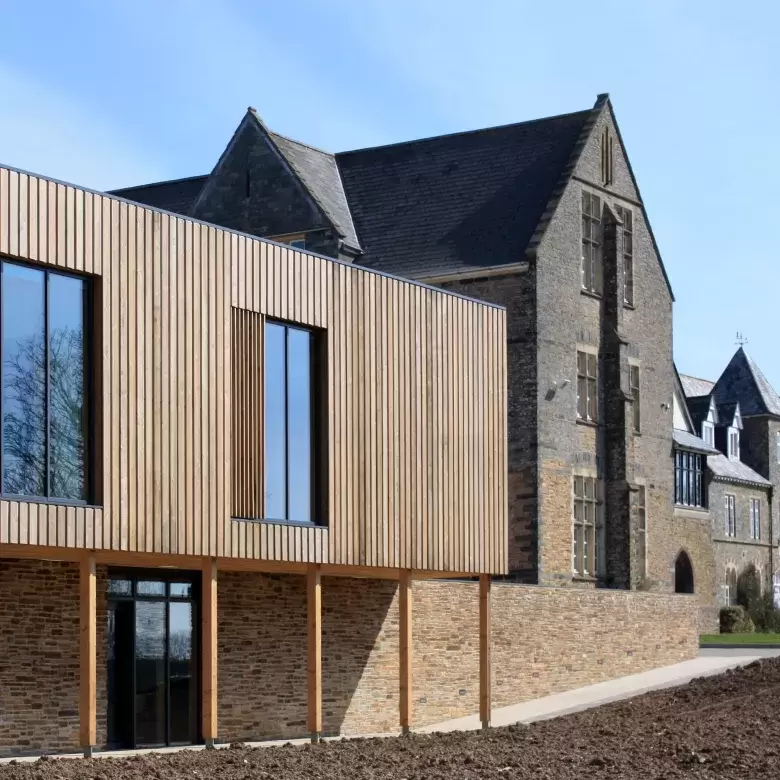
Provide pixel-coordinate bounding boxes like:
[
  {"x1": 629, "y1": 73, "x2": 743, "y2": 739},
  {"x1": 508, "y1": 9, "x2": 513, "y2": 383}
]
[
  {"x1": 674, "y1": 450, "x2": 704, "y2": 508},
  {"x1": 573, "y1": 475, "x2": 604, "y2": 577},
  {"x1": 629, "y1": 364, "x2": 640, "y2": 433},
  {"x1": 265, "y1": 320, "x2": 317, "y2": 523},
  {"x1": 725, "y1": 494, "x2": 736, "y2": 537},
  {"x1": 750, "y1": 498, "x2": 761, "y2": 540},
  {"x1": 581, "y1": 191, "x2": 602, "y2": 294},
  {"x1": 1, "y1": 260, "x2": 90, "y2": 501},
  {"x1": 577, "y1": 351, "x2": 598, "y2": 422},
  {"x1": 616, "y1": 205, "x2": 634, "y2": 306}
]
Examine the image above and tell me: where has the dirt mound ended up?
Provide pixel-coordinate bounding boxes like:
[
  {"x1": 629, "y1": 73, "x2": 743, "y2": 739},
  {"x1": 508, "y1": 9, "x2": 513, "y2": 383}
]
[{"x1": 4, "y1": 658, "x2": 780, "y2": 779}]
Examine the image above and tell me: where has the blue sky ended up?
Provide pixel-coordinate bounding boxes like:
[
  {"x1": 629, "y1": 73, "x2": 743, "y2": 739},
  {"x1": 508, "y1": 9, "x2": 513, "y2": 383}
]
[{"x1": 1, "y1": 0, "x2": 778, "y2": 388}]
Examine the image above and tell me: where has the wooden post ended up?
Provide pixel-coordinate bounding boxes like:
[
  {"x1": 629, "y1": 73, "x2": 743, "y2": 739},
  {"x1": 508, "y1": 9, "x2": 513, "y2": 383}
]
[
  {"x1": 79, "y1": 554, "x2": 96, "y2": 757},
  {"x1": 307, "y1": 565, "x2": 322, "y2": 742},
  {"x1": 479, "y1": 574, "x2": 491, "y2": 731},
  {"x1": 202, "y1": 558, "x2": 218, "y2": 748},
  {"x1": 399, "y1": 570, "x2": 413, "y2": 734}
]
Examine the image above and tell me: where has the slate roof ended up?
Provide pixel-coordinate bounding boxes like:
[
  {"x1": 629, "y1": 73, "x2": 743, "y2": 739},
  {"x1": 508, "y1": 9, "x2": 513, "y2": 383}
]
[
  {"x1": 713, "y1": 347, "x2": 780, "y2": 418},
  {"x1": 268, "y1": 130, "x2": 361, "y2": 251},
  {"x1": 334, "y1": 109, "x2": 593, "y2": 278},
  {"x1": 686, "y1": 395, "x2": 714, "y2": 431},
  {"x1": 679, "y1": 374, "x2": 715, "y2": 399},
  {"x1": 673, "y1": 429, "x2": 719, "y2": 455},
  {"x1": 109, "y1": 175, "x2": 207, "y2": 216},
  {"x1": 714, "y1": 401, "x2": 739, "y2": 428},
  {"x1": 707, "y1": 454, "x2": 771, "y2": 487}
]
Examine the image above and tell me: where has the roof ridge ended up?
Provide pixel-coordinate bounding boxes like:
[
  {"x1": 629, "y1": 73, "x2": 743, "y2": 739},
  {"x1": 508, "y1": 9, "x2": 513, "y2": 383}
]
[
  {"x1": 336, "y1": 107, "x2": 592, "y2": 157},
  {"x1": 270, "y1": 131, "x2": 333, "y2": 158},
  {"x1": 111, "y1": 173, "x2": 208, "y2": 192},
  {"x1": 679, "y1": 372, "x2": 715, "y2": 383}
]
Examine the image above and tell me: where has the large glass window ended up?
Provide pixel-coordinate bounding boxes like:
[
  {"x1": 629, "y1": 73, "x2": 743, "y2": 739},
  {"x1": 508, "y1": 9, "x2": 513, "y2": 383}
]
[
  {"x1": 750, "y1": 498, "x2": 761, "y2": 540},
  {"x1": 264, "y1": 321, "x2": 316, "y2": 523},
  {"x1": 1, "y1": 260, "x2": 89, "y2": 501},
  {"x1": 572, "y1": 475, "x2": 604, "y2": 577},
  {"x1": 674, "y1": 450, "x2": 704, "y2": 508},
  {"x1": 576, "y1": 350, "x2": 598, "y2": 422},
  {"x1": 725, "y1": 494, "x2": 736, "y2": 537}
]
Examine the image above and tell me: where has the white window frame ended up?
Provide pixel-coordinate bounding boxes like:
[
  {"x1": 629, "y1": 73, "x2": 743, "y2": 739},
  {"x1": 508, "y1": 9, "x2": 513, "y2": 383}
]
[
  {"x1": 725, "y1": 494, "x2": 736, "y2": 537},
  {"x1": 728, "y1": 427, "x2": 740, "y2": 460},
  {"x1": 629, "y1": 362, "x2": 640, "y2": 433},
  {"x1": 581, "y1": 191, "x2": 602, "y2": 294},
  {"x1": 635, "y1": 484, "x2": 647, "y2": 582},
  {"x1": 702, "y1": 421, "x2": 714, "y2": 448},
  {"x1": 750, "y1": 498, "x2": 761, "y2": 540},
  {"x1": 615, "y1": 205, "x2": 634, "y2": 306},
  {"x1": 573, "y1": 474, "x2": 604, "y2": 577},
  {"x1": 725, "y1": 565, "x2": 738, "y2": 606},
  {"x1": 577, "y1": 349, "x2": 598, "y2": 422},
  {"x1": 776, "y1": 431, "x2": 780, "y2": 464}
]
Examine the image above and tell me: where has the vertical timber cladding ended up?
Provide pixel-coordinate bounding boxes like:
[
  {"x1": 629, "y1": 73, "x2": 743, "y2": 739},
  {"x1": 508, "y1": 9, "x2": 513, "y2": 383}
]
[
  {"x1": 231, "y1": 241, "x2": 508, "y2": 575},
  {"x1": 0, "y1": 166, "x2": 231, "y2": 557},
  {"x1": 0, "y1": 164, "x2": 508, "y2": 575}
]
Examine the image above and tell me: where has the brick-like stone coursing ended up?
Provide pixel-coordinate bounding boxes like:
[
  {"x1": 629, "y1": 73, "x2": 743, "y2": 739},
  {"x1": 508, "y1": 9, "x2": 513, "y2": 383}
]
[{"x1": 1, "y1": 562, "x2": 697, "y2": 755}]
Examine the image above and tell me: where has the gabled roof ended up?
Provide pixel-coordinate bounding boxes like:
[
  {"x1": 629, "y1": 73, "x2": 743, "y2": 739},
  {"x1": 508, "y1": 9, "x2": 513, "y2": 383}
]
[
  {"x1": 109, "y1": 175, "x2": 208, "y2": 216},
  {"x1": 713, "y1": 347, "x2": 780, "y2": 418},
  {"x1": 679, "y1": 374, "x2": 716, "y2": 399},
  {"x1": 715, "y1": 401, "x2": 741, "y2": 429},
  {"x1": 334, "y1": 107, "x2": 593, "y2": 278},
  {"x1": 686, "y1": 395, "x2": 716, "y2": 431},
  {"x1": 266, "y1": 127, "x2": 360, "y2": 252},
  {"x1": 708, "y1": 454, "x2": 771, "y2": 487}
]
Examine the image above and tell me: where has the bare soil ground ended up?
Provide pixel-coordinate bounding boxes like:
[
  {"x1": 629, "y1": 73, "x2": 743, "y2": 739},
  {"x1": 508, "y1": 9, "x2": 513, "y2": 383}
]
[{"x1": 4, "y1": 658, "x2": 780, "y2": 779}]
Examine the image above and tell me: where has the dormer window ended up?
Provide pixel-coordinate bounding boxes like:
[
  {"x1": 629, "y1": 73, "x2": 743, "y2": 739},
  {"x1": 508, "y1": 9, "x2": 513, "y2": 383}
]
[
  {"x1": 702, "y1": 421, "x2": 714, "y2": 448},
  {"x1": 728, "y1": 428, "x2": 740, "y2": 460}
]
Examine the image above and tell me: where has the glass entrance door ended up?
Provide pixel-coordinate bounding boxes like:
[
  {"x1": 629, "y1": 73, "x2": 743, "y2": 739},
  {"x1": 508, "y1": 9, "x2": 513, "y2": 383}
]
[{"x1": 107, "y1": 574, "x2": 198, "y2": 749}]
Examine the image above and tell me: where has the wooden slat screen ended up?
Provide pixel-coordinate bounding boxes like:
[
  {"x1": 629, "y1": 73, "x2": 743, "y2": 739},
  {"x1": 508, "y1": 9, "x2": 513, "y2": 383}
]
[{"x1": 0, "y1": 165, "x2": 507, "y2": 574}]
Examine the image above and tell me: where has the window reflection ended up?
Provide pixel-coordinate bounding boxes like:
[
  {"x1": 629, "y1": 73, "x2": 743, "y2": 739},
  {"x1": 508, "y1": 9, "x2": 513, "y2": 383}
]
[
  {"x1": 0, "y1": 260, "x2": 88, "y2": 501},
  {"x1": 264, "y1": 321, "x2": 316, "y2": 523}
]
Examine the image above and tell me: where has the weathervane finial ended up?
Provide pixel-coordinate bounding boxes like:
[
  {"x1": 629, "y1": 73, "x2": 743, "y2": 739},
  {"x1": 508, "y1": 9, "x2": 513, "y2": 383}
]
[{"x1": 736, "y1": 331, "x2": 748, "y2": 347}]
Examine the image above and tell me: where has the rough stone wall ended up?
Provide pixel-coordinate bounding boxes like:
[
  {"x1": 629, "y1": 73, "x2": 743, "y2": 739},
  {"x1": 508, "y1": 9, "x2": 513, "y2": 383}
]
[
  {"x1": 437, "y1": 272, "x2": 538, "y2": 579},
  {"x1": 0, "y1": 565, "x2": 699, "y2": 755},
  {"x1": 532, "y1": 105, "x2": 676, "y2": 590},
  {"x1": 191, "y1": 117, "x2": 341, "y2": 258},
  {"x1": 0, "y1": 559, "x2": 107, "y2": 758},
  {"x1": 708, "y1": 479, "x2": 775, "y2": 605}
]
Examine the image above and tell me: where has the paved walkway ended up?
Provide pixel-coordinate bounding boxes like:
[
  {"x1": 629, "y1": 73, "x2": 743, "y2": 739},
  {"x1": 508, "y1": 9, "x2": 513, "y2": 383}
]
[
  {"x1": 420, "y1": 647, "x2": 780, "y2": 733},
  {"x1": 2, "y1": 648, "x2": 776, "y2": 764}
]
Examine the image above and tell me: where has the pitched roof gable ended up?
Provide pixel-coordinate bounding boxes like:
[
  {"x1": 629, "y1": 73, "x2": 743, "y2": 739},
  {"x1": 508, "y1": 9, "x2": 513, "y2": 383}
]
[
  {"x1": 267, "y1": 129, "x2": 360, "y2": 252},
  {"x1": 335, "y1": 106, "x2": 593, "y2": 278},
  {"x1": 679, "y1": 374, "x2": 716, "y2": 399},
  {"x1": 708, "y1": 454, "x2": 771, "y2": 487},
  {"x1": 713, "y1": 347, "x2": 780, "y2": 418},
  {"x1": 109, "y1": 175, "x2": 208, "y2": 215}
]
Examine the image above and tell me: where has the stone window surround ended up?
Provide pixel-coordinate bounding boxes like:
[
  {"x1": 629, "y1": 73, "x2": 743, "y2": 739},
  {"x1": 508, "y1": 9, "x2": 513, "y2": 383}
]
[
  {"x1": 725, "y1": 493, "x2": 737, "y2": 537},
  {"x1": 674, "y1": 449, "x2": 704, "y2": 508},
  {"x1": 634, "y1": 480, "x2": 647, "y2": 582},
  {"x1": 580, "y1": 189, "x2": 602, "y2": 295},
  {"x1": 725, "y1": 563, "x2": 738, "y2": 606},
  {"x1": 615, "y1": 204, "x2": 634, "y2": 307},
  {"x1": 750, "y1": 498, "x2": 761, "y2": 541},
  {"x1": 572, "y1": 467, "x2": 604, "y2": 579},
  {"x1": 628, "y1": 357, "x2": 641, "y2": 434},
  {"x1": 576, "y1": 343, "x2": 599, "y2": 424}
]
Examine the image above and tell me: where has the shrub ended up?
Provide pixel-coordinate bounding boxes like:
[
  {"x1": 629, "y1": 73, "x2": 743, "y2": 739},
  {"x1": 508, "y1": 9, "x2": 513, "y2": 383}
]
[
  {"x1": 737, "y1": 564, "x2": 762, "y2": 611},
  {"x1": 749, "y1": 591, "x2": 780, "y2": 633},
  {"x1": 720, "y1": 605, "x2": 755, "y2": 634}
]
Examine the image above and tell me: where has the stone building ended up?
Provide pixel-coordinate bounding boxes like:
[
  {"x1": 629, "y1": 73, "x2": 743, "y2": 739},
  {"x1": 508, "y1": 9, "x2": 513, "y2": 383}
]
[
  {"x1": 677, "y1": 348, "x2": 780, "y2": 611},
  {"x1": 114, "y1": 93, "x2": 698, "y2": 599}
]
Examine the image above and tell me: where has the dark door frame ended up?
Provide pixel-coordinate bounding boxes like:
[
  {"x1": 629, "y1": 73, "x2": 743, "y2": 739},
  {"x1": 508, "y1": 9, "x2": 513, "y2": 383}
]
[{"x1": 106, "y1": 569, "x2": 201, "y2": 750}]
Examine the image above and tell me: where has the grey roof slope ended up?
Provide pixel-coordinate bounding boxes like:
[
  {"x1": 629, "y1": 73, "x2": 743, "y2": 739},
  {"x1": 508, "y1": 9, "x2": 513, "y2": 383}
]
[
  {"x1": 268, "y1": 131, "x2": 360, "y2": 251},
  {"x1": 713, "y1": 347, "x2": 780, "y2": 418},
  {"x1": 109, "y1": 175, "x2": 207, "y2": 216},
  {"x1": 679, "y1": 374, "x2": 715, "y2": 399},
  {"x1": 673, "y1": 429, "x2": 719, "y2": 454},
  {"x1": 685, "y1": 395, "x2": 713, "y2": 430},
  {"x1": 334, "y1": 108, "x2": 592, "y2": 278},
  {"x1": 708, "y1": 454, "x2": 771, "y2": 487}
]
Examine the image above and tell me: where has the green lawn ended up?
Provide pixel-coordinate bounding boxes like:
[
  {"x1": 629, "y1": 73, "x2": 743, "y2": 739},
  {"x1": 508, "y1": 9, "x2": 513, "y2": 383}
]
[{"x1": 700, "y1": 633, "x2": 780, "y2": 645}]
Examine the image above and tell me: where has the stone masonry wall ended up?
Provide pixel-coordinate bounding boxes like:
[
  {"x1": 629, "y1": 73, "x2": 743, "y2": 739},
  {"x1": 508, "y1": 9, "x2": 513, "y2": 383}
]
[
  {"x1": 0, "y1": 559, "x2": 107, "y2": 758},
  {"x1": 0, "y1": 563, "x2": 698, "y2": 755}
]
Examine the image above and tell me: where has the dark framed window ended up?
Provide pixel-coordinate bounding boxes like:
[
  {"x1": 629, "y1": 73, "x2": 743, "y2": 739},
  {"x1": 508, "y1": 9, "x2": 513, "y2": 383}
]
[
  {"x1": 0, "y1": 259, "x2": 90, "y2": 502},
  {"x1": 289, "y1": 238, "x2": 307, "y2": 250},
  {"x1": 616, "y1": 205, "x2": 634, "y2": 306},
  {"x1": 264, "y1": 320, "x2": 323, "y2": 524},
  {"x1": 581, "y1": 191, "x2": 602, "y2": 294},
  {"x1": 600, "y1": 126, "x2": 614, "y2": 186},
  {"x1": 674, "y1": 450, "x2": 704, "y2": 508}
]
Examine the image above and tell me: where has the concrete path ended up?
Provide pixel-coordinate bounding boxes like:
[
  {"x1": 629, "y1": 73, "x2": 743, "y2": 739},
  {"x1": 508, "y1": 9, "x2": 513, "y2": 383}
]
[
  {"x1": 2, "y1": 648, "x2": 776, "y2": 764},
  {"x1": 420, "y1": 648, "x2": 779, "y2": 733}
]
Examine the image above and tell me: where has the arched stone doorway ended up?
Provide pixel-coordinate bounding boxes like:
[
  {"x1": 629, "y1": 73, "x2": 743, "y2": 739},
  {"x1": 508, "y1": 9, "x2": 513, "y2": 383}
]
[{"x1": 675, "y1": 551, "x2": 694, "y2": 594}]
